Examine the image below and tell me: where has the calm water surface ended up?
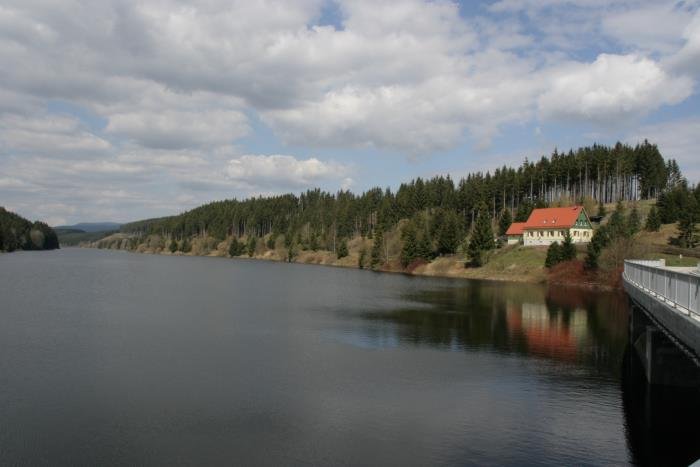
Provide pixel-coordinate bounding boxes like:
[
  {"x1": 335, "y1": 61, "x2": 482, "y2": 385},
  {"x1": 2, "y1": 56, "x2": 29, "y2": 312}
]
[{"x1": 1, "y1": 248, "x2": 698, "y2": 466}]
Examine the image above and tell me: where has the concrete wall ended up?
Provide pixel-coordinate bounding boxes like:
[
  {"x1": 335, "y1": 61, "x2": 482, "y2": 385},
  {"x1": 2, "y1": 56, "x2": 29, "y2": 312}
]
[{"x1": 624, "y1": 280, "x2": 700, "y2": 362}]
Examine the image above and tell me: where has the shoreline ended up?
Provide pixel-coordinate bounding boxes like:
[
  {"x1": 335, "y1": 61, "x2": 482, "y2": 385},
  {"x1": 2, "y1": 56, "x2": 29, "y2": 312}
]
[{"x1": 76, "y1": 242, "x2": 620, "y2": 291}]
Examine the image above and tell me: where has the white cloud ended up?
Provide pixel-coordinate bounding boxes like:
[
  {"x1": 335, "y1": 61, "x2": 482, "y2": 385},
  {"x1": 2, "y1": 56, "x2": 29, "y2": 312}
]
[
  {"x1": 666, "y1": 10, "x2": 700, "y2": 76},
  {"x1": 0, "y1": 0, "x2": 699, "y2": 223},
  {"x1": 0, "y1": 114, "x2": 111, "y2": 155},
  {"x1": 226, "y1": 154, "x2": 351, "y2": 190},
  {"x1": 602, "y1": 3, "x2": 695, "y2": 54},
  {"x1": 538, "y1": 54, "x2": 693, "y2": 122}
]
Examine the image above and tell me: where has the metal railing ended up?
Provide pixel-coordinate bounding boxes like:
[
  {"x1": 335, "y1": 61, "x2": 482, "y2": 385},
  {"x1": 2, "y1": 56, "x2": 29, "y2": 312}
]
[{"x1": 624, "y1": 260, "x2": 700, "y2": 320}]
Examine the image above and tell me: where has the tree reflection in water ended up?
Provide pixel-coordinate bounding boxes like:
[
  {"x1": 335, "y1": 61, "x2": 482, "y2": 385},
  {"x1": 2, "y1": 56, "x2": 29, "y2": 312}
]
[
  {"x1": 354, "y1": 278, "x2": 700, "y2": 465},
  {"x1": 357, "y1": 280, "x2": 629, "y2": 376}
]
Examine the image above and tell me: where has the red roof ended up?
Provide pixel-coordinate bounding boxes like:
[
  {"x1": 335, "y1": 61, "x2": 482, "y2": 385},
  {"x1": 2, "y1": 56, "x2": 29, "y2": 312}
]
[
  {"x1": 524, "y1": 206, "x2": 584, "y2": 230},
  {"x1": 506, "y1": 222, "x2": 526, "y2": 235}
]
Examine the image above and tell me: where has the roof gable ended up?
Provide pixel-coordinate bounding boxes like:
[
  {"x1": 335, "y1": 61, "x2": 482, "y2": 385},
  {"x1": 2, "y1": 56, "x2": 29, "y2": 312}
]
[
  {"x1": 524, "y1": 206, "x2": 587, "y2": 230},
  {"x1": 506, "y1": 222, "x2": 527, "y2": 235}
]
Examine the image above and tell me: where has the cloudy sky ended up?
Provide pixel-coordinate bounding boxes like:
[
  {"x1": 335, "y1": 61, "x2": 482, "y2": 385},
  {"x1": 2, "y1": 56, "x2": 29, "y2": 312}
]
[{"x1": 1, "y1": 0, "x2": 699, "y2": 225}]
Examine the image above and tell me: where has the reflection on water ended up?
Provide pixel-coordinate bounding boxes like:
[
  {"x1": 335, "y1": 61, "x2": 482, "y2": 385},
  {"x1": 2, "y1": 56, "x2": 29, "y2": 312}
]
[
  {"x1": 1, "y1": 249, "x2": 699, "y2": 465},
  {"x1": 356, "y1": 280, "x2": 629, "y2": 376},
  {"x1": 350, "y1": 278, "x2": 700, "y2": 465}
]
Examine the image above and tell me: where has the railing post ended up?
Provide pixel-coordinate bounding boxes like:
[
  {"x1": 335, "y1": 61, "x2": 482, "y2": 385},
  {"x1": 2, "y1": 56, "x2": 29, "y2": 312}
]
[{"x1": 676, "y1": 274, "x2": 678, "y2": 307}]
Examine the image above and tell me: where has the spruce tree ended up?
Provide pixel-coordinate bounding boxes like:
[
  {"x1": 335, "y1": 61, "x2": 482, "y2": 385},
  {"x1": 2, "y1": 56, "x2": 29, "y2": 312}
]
[
  {"x1": 309, "y1": 230, "x2": 319, "y2": 251},
  {"x1": 169, "y1": 238, "x2": 178, "y2": 253},
  {"x1": 645, "y1": 205, "x2": 661, "y2": 232},
  {"x1": 437, "y1": 210, "x2": 460, "y2": 255},
  {"x1": 560, "y1": 231, "x2": 576, "y2": 261},
  {"x1": 467, "y1": 207, "x2": 494, "y2": 267},
  {"x1": 584, "y1": 226, "x2": 609, "y2": 270},
  {"x1": 181, "y1": 237, "x2": 191, "y2": 253},
  {"x1": 607, "y1": 201, "x2": 627, "y2": 240},
  {"x1": 337, "y1": 238, "x2": 349, "y2": 259},
  {"x1": 498, "y1": 208, "x2": 512, "y2": 237},
  {"x1": 545, "y1": 242, "x2": 562, "y2": 268},
  {"x1": 371, "y1": 230, "x2": 384, "y2": 268},
  {"x1": 401, "y1": 222, "x2": 418, "y2": 267},
  {"x1": 627, "y1": 205, "x2": 641, "y2": 236},
  {"x1": 247, "y1": 236, "x2": 257, "y2": 257},
  {"x1": 358, "y1": 248, "x2": 367, "y2": 269},
  {"x1": 585, "y1": 242, "x2": 600, "y2": 270},
  {"x1": 284, "y1": 230, "x2": 294, "y2": 250},
  {"x1": 515, "y1": 202, "x2": 533, "y2": 222},
  {"x1": 417, "y1": 228, "x2": 432, "y2": 260},
  {"x1": 677, "y1": 196, "x2": 698, "y2": 248},
  {"x1": 229, "y1": 238, "x2": 241, "y2": 257}
]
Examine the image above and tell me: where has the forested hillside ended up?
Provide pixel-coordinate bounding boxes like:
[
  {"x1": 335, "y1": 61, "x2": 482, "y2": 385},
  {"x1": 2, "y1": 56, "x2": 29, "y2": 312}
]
[
  {"x1": 0, "y1": 208, "x2": 60, "y2": 252},
  {"x1": 121, "y1": 140, "x2": 678, "y2": 251}
]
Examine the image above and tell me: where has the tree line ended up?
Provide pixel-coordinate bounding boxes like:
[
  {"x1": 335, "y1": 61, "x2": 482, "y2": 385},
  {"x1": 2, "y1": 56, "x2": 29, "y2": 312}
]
[
  {"x1": 0, "y1": 207, "x2": 60, "y2": 252},
  {"x1": 120, "y1": 140, "x2": 680, "y2": 261}
]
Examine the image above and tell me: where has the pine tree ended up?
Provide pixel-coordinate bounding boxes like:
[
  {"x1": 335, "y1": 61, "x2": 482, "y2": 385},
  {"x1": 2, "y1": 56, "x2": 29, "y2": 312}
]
[
  {"x1": 401, "y1": 222, "x2": 418, "y2": 267},
  {"x1": 498, "y1": 208, "x2": 512, "y2": 237},
  {"x1": 358, "y1": 248, "x2": 367, "y2": 269},
  {"x1": 337, "y1": 238, "x2": 349, "y2": 259},
  {"x1": 677, "y1": 196, "x2": 698, "y2": 248},
  {"x1": 266, "y1": 234, "x2": 276, "y2": 250},
  {"x1": 417, "y1": 228, "x2": 432, "y2": 260},
  {"x1": 436, "y1": 210, "x2": 460, "y2": 255},
  {"x1": 247, "y1": 236, "x2": 257, "y2": 257},
  {"x1": 645, "y1": 205, "x2": 661, "y2": 232},
  {"x1": 545, "y1": 242, "x2": 562, "y2": 268},
  {"x1": 229, "y1": 238, "x2": 241, "y2": 257},
  {"x1": 371, "y1": 230, "x2": 384, "y2": 268},
  {"x1": 515, "y1": 202, "x2": 533, "y2": 222},
  {"x1": 309, "y1": 230, "x2": 319, "y2": 251},
  {"x1": 181, "y1": 238, "x2": 191, "y2": 253},
  {"x1": 627, "y1": 205, "x2": 641, "y2": 236},
  {"x1": 584, "y1": 226, "x2": 609, "y2": 270},
  {"x1": 560, "y1": 231, "x2": 576, "y2": 261},
  {"x1": 585, "y1": 242, "x2": 600, "y2": 270},
  {"x1": 607, "y1": 200, "x2": 627, "y2": 240},
  {"x1": 169, "y1": 238, "x2": 178, "y2": 253},
  {"x1": 467, "y1": 207, "x2": 494, "y2": 267},
  {"x1": 284, "y1": 230, "x2": 294, "y2": 250}
]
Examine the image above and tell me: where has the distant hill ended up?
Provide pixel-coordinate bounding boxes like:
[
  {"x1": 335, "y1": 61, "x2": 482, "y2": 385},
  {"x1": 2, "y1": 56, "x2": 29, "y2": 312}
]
[
  {"x1": 55, "y1": 222, "x2": 121, "y2": 233},
  {"x1": 54, "y1": 222, "x2": 120, "y2": 246},
  {"x1": 0, "y1": 207, "x2": 59, "y2": 251}
]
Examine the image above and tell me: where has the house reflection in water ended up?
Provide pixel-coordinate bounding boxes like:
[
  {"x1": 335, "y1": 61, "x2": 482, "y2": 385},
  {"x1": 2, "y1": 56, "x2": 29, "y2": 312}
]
[{"x1": 506, "y1": 301, "x2": 589, "y2": 362}]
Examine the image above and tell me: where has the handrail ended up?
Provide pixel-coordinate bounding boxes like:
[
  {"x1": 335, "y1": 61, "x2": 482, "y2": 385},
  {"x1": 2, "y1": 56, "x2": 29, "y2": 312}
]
[{"x1": 623, "y1": 260, "x2": 700, "y2": 320}]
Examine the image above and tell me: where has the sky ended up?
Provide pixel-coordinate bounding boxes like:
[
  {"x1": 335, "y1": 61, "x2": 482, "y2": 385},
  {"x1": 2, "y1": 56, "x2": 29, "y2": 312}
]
[{"x1": 1, "y1": 0, "x2": 699, "y2": 226}]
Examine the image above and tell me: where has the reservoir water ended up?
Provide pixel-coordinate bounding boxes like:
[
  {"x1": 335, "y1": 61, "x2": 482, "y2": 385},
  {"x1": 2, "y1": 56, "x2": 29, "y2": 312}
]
[{"x1": 1, "y1": 248, "x2": 698, "y2": 465}]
